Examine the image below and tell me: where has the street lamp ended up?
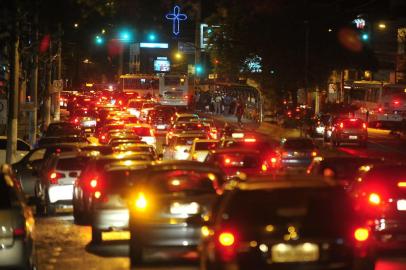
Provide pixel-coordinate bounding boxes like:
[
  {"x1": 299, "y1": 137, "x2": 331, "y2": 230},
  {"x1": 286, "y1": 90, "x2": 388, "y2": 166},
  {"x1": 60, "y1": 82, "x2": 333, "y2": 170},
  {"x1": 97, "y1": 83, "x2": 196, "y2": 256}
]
[
  {"x1": 378, "y1": 23, "x2": 386, "y2": 29},
  {"x1": 175, "y1": 52, "x2": 182, "y2": 60},
  {"x1": 74, "y1": 23, "x2": 79, "y2": 28}
]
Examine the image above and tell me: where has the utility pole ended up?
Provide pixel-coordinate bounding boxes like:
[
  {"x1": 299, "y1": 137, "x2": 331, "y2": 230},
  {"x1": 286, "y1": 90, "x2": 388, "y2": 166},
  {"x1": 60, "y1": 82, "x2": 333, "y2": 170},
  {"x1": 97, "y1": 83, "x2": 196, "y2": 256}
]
[
  {"x1": 29, "y1": 6, "x2": 39, "y2": 146},
  {"x1": 304, "y1": 19, "x2": 309, "y2": 105},
  {"x1": 44, "y1": 43, "x2": 52, "y2": 129},
  {"x1": 54, "y1": 23, "x2": 62, "y2": 121},
  {"x1": 6, "y1": 3, "x2": 19, "y2": 164},
  {"x1": 194, "y1": 0, "x2": 201, "y2": 86}
]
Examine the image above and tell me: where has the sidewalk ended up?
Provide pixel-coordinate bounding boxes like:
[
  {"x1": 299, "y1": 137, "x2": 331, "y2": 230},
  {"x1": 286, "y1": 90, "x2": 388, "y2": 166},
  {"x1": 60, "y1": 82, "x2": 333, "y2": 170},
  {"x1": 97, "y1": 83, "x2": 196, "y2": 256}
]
[{"x1": 202, "y1": 113, "x2": 301, "y2": 140}]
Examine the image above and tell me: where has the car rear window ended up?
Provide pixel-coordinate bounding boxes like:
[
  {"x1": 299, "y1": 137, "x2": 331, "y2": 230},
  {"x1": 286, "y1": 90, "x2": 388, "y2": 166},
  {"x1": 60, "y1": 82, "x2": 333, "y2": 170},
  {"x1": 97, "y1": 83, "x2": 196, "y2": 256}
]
[
  {"x1": 342, "y1": 119, "x2": 364, "y2": 128},
  {"x1": 284, "y1": 139, "x2": 315, "y2": 149},
  {"x1": 215, "y1": 153, "x2": 260, "y2": 168},
  {"x1": 195, "y1": 142, "x2": 219, "y2": 151},
  {"x1": 130, "y1": 127, "x2": 151, "y2": 136},
  {"x1": 56, "y1": 157, "x2": 89, "y2": 171},
  {"x1": 226, "y1": 188, "x2": 354, "y2": 230}
]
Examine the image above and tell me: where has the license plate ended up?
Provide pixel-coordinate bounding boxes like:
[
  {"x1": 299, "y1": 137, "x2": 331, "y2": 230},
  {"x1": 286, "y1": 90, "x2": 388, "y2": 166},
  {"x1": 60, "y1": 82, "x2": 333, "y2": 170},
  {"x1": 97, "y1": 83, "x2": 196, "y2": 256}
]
[
  {"x1": 397, "y1": 200, "x2": 406, "y2": 211},
  {"x1": 102, "y1": 231, "x2": 130, "y2": 241},
  {"x1": 85, "y1": 128, "x2": 92, "y2": 132},
  {"x1": 271, "y1": 243, "x2": 319, "y2": 263},
  {"x1": 157, "y1": 125, "x2": 166, "y2": 130},
  {"x1": 349, "y1": 136, "x2": 358, "y2": 140}
]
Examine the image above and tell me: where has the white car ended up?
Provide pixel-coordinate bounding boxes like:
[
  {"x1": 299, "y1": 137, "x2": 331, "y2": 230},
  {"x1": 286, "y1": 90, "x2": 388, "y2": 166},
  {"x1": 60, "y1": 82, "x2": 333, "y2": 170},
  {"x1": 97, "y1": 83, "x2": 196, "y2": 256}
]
[
  {"x1": 164, "y1": 134, "x2": 207, "y2": 160},
  {"x1": 126, "y1": 124, "x2": 157, "y2": 147},
  {"x1": 188, "y1": 139, "x2": 219, "y2": 162},
  {"x1": 0, "y1": 136, "x2": 31, "y2": 164}
]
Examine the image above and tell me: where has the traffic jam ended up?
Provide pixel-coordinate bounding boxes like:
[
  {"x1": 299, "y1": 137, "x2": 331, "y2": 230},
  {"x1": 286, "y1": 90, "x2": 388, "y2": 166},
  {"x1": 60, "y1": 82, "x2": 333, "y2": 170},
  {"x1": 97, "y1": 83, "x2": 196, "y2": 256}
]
[{"x1": 1, "y1": 86, "x2": 405, "y2": 270}]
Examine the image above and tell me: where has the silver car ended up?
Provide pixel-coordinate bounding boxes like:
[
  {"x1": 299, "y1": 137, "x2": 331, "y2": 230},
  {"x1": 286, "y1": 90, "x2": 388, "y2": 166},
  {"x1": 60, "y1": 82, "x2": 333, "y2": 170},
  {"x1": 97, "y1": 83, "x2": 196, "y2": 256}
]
[
  {"x1": 0, "y1": 164, "x2": 36, "y2": 269},
  {"x1": 128, "y1": 161, "x2": 224, "y2": 266}
]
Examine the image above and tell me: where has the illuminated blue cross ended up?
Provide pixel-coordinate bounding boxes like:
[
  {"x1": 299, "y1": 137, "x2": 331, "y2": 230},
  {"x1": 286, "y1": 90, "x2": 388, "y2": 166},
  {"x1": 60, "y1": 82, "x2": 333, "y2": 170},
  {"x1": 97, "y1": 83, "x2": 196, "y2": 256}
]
[{"x1": 165, "y1": 5, "x2": 187, "y2": 36}]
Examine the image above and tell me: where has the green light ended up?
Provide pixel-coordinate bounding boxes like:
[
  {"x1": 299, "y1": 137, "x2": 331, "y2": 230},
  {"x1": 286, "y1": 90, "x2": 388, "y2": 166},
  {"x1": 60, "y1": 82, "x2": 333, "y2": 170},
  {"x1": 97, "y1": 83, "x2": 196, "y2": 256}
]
[
  {"x1": 119, "y1": 29, "x2": 133, "y2": 42},
  {"x1": 148, "y1": 33, "x2": 156, "y2": 41},
  {"x1": 196, "y1": 65, "x2": 203, "y2": 75},
  {"x1": 95, "y1": 35, "x2": 104, "y2": 45},
  {"x1": 361, "y1": 33, "x2": 369, "y2": 41}
]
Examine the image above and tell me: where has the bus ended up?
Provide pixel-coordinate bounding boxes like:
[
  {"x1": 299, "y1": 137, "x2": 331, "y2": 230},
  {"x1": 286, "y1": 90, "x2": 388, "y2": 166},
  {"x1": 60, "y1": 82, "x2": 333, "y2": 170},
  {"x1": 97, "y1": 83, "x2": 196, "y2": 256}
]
[
  {"x1": 118, "y1": 74, "x2": 159, "y2": 98},
  {"x1": 158, "y1": 74, "x2": 189, "y2": 107},
  {"x1": 346, "y1": 80, "x2": 406, "y2": 125}
]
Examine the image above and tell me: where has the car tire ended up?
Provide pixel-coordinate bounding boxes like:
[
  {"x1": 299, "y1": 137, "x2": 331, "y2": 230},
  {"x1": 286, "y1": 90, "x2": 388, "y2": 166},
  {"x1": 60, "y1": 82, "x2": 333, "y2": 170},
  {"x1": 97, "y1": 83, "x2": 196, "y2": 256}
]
[
  {"x1": 129, "y1": 239, "x2": 143, "y2": 266},
  {"x1": 91, "y1": 227, "x2": 102, "y2": 244}
]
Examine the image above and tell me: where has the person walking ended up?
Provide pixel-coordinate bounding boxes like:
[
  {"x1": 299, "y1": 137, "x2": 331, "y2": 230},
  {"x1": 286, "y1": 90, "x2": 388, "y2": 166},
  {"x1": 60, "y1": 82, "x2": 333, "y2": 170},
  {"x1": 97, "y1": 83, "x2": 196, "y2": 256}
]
[
  {"x1": 215, "y1": 95, "x2": 222, "y2": 114},
  {"x1": 235, "y1": 99, "x2": 245, "y2": 127}
]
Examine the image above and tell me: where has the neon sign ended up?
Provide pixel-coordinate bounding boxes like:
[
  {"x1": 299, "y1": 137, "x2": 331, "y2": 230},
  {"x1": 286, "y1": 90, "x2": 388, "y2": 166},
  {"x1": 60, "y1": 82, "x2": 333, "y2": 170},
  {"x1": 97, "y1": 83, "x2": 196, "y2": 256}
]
[{"x1": 165, "y1": 5, "x2": 187, "y2": 35}]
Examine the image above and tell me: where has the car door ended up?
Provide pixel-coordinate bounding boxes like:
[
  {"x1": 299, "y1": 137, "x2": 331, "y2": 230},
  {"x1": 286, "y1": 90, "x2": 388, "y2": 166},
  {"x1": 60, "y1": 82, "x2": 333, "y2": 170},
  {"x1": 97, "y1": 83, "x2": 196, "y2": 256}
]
[{"x1": 15, "y1": 148, "x2": 46, "y2": 198}]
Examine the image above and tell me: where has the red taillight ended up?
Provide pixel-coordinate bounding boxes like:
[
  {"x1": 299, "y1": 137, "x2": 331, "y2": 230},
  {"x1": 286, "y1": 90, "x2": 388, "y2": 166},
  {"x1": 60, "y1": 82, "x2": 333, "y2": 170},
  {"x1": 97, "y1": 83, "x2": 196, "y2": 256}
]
[
  {"x1": 363, "y1": 123, "x2": 367, "y2": 129},
  {"x1": 368, "y1": 193, "x2": 381, "y2": 205},
  {"x1": 311, "y1": 151, "x2": 317, "y2": 157},
  {"x1": 339, "y1": 122, "x2": 344, "y2": 129},
  {"x1": 49, "y1": 172, "x2": 63, "y2": 184},
  {"x1": 184, "y1": 95, "x2": 188, "y2": 99},
  {"x1": 393, "y1": 100, "x2": 400, "y2": 106},
  {"x1": 244, "y1": 138, "x2": 256, "y2": 143},
  {"x1": 218, "y1": 232, "x2": 235, "y2": 247},
  {"x1": 74, "y1": 118, "x2": 79, "y2": 124},
  {"x1": 261, "y1": 163, "x2": 268, "y2": 172},
  {"x1": 13, "y1": 227, "x2": 25, "y2": 237},
  {"x1": 101, "y1": 135, "x2": 106, "y2": 140},
  {"x1": 150, "y1": 129, "x2": 155, "y2": 136},
  {"x1": 378, "y1": 107, "x2": 383, "y2": 113},
  {"x1": 398, "y1": 182, "x2": 406, "y2": 188},
  {"x1": 216, "y1": 230, "x2": 238, "y2": 262},
  {"x1": 354, "y1": 227, "x2": 369, "y2": 242}
]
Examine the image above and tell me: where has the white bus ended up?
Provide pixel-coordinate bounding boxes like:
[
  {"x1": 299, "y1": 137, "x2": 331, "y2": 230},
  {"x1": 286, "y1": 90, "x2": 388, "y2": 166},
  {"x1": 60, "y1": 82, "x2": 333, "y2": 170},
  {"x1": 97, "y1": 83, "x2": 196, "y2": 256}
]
[
  {"x1": 118, "y1": 74, "x2": 159, "y2": 98},
  {"x1": 158, "y1": 74, "x2": 189, "y2": 107},
  {"x1": 346, "y1": 81, "x2": 406, "y2": 124}
]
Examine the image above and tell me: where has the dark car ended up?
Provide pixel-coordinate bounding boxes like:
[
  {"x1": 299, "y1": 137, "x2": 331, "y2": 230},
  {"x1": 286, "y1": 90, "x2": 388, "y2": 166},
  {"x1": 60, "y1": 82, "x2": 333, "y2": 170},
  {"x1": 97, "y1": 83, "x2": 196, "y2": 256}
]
[
  {"x1": 350, "y1": 164, "x2": 406, "y2": 263},
  {"x1": 200, "y1": 178, "x2": 374, "y2": 270},
  {"x1": 279, "y1": 138, "x2": 318, "y2": 170},
  {"x1": 306, "y1": 157, "x2": 384, "y2": 187},
  {"x1": 331, "y1": 118, "x2": 368, "y2": 147},
  {"x1": 127, "y1": 161, "x2": 225, "y2": 266},
  {"x1": 205, "y1": 148, "x2": 281, "y2": 179},
  {"x1": 0, "y1": 164, "x2": 36, "y2": 269},
  {"x1": 37, "y1": 136, "x2": 89, "y2": 147},
  {"x1": 44, "y1": 122, "x2": 82, "y2": 137}
]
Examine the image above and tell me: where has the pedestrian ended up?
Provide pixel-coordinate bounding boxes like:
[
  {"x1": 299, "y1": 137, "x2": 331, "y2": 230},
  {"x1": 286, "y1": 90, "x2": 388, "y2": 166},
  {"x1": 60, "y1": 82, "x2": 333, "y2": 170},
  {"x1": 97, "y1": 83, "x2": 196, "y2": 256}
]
[
  {"x1": 215, "y1": 95, "x2": 222, "y2": 114},
  {"x1": 235, "y1": 99, "x2": 245, "y2": 126}
]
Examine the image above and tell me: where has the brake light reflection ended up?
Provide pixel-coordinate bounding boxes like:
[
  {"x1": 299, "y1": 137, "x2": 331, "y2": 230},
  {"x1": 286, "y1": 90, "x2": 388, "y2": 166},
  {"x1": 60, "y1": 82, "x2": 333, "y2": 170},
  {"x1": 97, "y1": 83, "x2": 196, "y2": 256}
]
[{"x1": 368, "y1": 193, "x2": 381, "y2": 205}]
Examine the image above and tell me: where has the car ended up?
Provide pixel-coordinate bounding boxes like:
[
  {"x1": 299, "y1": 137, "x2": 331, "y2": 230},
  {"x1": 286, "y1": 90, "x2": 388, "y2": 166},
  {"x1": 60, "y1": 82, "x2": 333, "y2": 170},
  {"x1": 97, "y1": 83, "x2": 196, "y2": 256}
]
[
  {"x1": 349, "y1": 164, "x2": 406, "y2": 266},
  {"x1": 97, "y1": 123, "x2": 126, "y2": 143},
  {"x1": 35, "y1": 152, "x2": 90, "y2": 215},
  {"x1": 199, "y1": 177, "x2": 374, "y2": 270},
  {"x1": 188, "y1": 139, "x2": 219, "y2": 162},
  {"x1": 147, "y1": 108, "x2": 175, "y2": 135},
  {"x1": 166, "y1": 122, "x2": 208, "y2": 144},
  {"x1": 0, "y1": 164, "x2": 36, "y2": 269},
  {"x1": 310, "y1": 114, "x2": 332, "y2": 138},
  {"x1": 279, "y1": 138, "x2": 318, "y2": 170},
  {"x1": 205, "y1": 148, "x2": 281, "y2": 179},
  {"x1": 79, "y1": 145, "x2": 114, "y2": 155},
  {"x1": 73, "y1": 152, "x2": 155, "y2": 225},
  {"x1": 113, "y1": 143, "x2": 159, "y2": 160},
  {"x1": 330, "y1": 118, "x2": 368, "y2": 147},
  {"x1": 37, "y1": 135, "x2": 89, "y2": 147},
  {"x1": 306, "y1": 156, "x2": 384, "y2": 187},
  {"x1": 164, "y1": 133, "x2": 208, "y2": 160},
  {"x1": 126, "y1": 123, "x2": 157, "y2": 147},
  {"x1": 70, "y1": 108, "x2": 98, "y2": 134},
  {"x1": 44, "y1": 122, "x2": 82, "y2": 138},
  {"x1": 127, "y1": 160, "x2": 225, "y2": 266},
  {"x1": 0, "y1": 136, "x2": 31, "y2": 164},
  {"x1": 107, "y1": 131, "x2": 141, "y2": 145},
  {"x1": 172, "y1": 113, "x2": 199, "y2": 126}
]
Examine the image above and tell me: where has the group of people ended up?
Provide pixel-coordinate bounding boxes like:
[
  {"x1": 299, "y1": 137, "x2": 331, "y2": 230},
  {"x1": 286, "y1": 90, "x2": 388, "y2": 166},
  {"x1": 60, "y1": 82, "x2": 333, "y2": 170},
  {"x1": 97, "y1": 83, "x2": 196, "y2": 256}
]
[{"x1": 194, "y1": 91, "x2": 246, "y2": 126}]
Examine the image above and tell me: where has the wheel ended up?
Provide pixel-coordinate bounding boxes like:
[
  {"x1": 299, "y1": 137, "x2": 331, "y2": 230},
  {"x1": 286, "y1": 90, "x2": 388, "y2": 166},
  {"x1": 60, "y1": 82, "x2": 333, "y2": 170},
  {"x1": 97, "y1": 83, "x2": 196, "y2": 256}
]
[
  {"x1": 45, "y1": 192, "x2": 56, "y2": 216},
  {"x1": 129, "y1": 238, "x2": 143, "y2": 266},
  {"x1": 91, "y1": 227, "x2": 102, "y2": 244}
]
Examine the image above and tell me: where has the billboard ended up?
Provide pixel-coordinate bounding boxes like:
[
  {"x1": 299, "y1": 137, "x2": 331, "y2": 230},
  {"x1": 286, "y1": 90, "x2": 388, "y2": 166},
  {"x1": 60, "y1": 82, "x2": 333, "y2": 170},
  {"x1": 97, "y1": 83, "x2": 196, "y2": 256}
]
[{"x1": 154, "y1": 57, "x2": 170, "y2": 72}]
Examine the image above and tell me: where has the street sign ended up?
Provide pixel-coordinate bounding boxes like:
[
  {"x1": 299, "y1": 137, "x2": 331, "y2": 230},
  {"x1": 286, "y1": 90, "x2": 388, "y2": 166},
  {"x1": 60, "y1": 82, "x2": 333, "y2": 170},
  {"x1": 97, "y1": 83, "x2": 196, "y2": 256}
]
[
  {"x1": 0, "y1": 99, "x2": 7, "y2": 124},
  {"x1": 51, "y1": 79, "x2": 63, "y2": 93},
  {"x1": 178, "y1": 42, "x2": 195, "y2": 54}
]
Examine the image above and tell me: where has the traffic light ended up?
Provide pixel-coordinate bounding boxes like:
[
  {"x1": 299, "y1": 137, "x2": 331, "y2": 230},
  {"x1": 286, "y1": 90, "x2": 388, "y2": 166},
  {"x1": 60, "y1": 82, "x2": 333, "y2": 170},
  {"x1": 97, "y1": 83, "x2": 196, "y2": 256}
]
[
  {"x1": 148, "y1": 33, "x2": 156, "y2": 41},
  {"x1": 361, "y1": 33, "x2": 369, "y2": 41},
  {"x1": 95, "y1": 35, "x2": 104, "y2": 45},
  {"x1": 195, "y1": 64, "x2": 203, "y2": 75},
  {"x1": 119, "y1": 29, "x2": 133, "y2": 42}
]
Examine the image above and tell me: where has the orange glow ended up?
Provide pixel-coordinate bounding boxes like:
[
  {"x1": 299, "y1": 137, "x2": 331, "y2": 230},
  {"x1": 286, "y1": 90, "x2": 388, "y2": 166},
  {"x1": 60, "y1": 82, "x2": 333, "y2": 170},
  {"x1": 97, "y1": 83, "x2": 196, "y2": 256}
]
[
  {"x1": 368, "y1": 193, "x2": 381, "y2": 205},
  {"x1": 271, "y1": 157, "x2": 277, "y2": 163},
  {"x1": 339, "y1": 122, "x2": 344, "y2": 129},
  {"x1": 218, "y1": 232, "x2": 235, "y2": 247},
  {"x1": 397, "y1": 182, "x2": 406, "y2": 188},
  {"x1": 225, "y1": 158, "x2": 231, "y2": 164},
  {"x1": 50, "y1": 172, "x2": 57, "y2": 179},
  {"x1": 261, "y1": 164, "x2": 268, "y2": 172},
  {"x1": 94, "y1": 191, "x2": 102, "y2": 199},
  {"x1": 244, "y1": 138, "x2": 256, "y2": 143},
  {"x1": 354, "y1": 228, "x2": 369, "y2": 242},
  {"x1": 311, "y1": 151, "x2": 317, "y2": 157}
]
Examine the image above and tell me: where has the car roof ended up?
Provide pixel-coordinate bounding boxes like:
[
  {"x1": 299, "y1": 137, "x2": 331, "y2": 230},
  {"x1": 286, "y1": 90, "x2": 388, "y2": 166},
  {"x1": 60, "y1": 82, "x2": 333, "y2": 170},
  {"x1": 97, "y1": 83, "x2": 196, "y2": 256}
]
[{"x1": 55, "y1": 151, "x2": 82, "y2": 159}]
